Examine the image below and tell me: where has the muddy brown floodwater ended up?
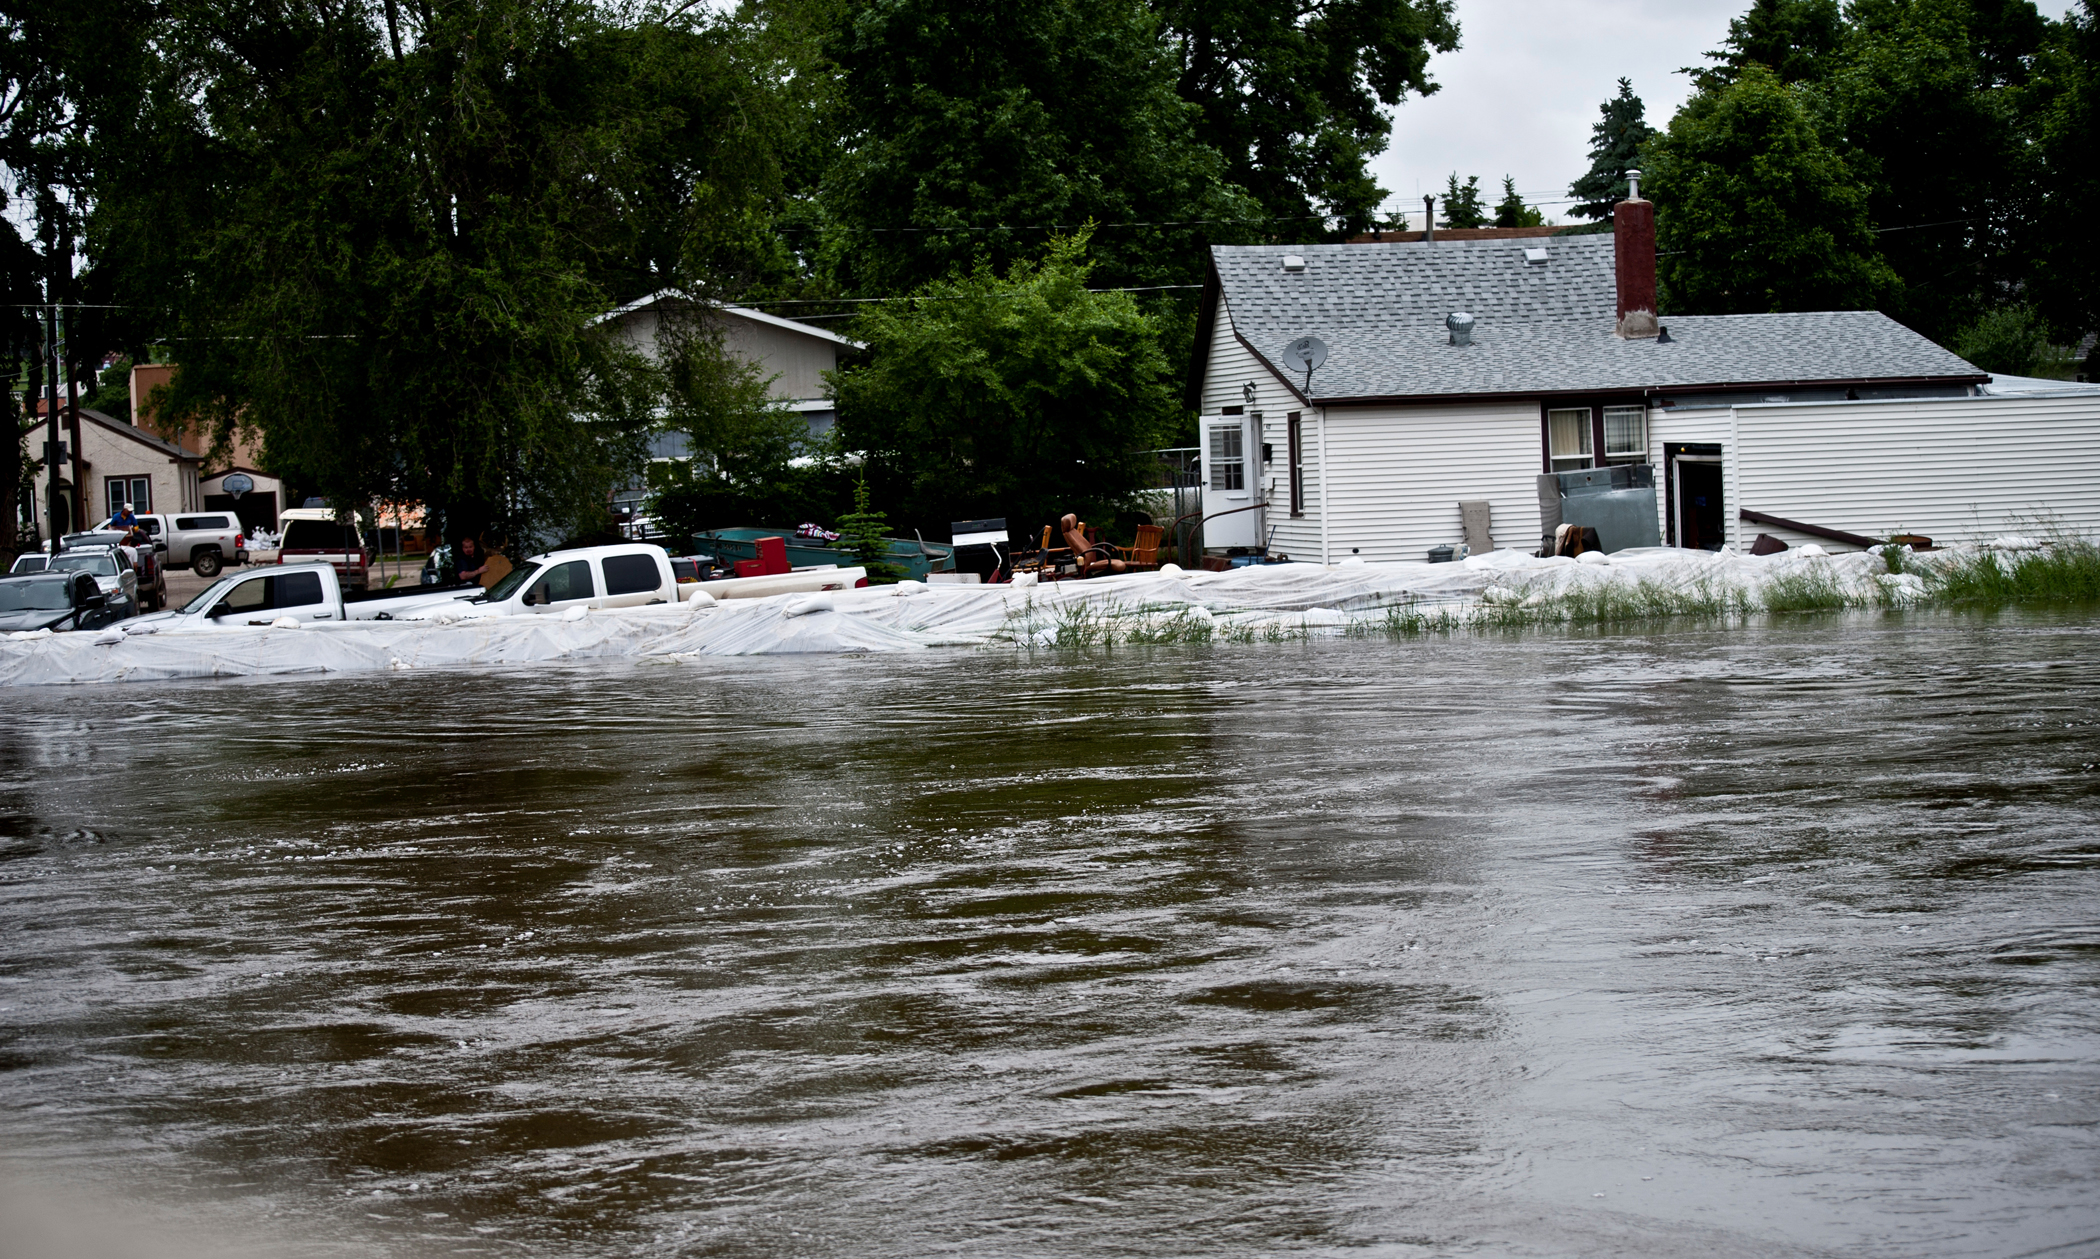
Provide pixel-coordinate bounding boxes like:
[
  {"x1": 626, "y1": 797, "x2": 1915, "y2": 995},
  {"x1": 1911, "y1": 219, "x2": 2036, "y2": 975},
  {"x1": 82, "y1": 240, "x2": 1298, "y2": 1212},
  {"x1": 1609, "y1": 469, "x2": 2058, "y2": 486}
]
[{"x1": 2, "y1": 612, "x2": 2098, "y2": 1258}]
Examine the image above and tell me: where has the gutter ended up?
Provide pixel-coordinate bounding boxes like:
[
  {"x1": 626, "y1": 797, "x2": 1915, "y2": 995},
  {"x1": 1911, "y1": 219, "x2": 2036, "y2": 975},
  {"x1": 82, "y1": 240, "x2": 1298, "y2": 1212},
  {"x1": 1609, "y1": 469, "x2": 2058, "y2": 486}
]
[{"x1": 1293, "y1": 375, "x2": 1988, "y2": 409}]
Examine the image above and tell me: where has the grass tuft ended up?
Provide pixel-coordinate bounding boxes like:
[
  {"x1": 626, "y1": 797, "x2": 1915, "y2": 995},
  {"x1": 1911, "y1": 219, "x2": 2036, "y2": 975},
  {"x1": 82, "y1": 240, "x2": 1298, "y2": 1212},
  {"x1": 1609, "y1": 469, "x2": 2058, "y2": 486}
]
[
  {"x1": 1931, "y1": 541, "x2": 2100, "y2": 606},
  {"x1": 1761, "y1": 568, "x2": 1853, "y2": 614}
]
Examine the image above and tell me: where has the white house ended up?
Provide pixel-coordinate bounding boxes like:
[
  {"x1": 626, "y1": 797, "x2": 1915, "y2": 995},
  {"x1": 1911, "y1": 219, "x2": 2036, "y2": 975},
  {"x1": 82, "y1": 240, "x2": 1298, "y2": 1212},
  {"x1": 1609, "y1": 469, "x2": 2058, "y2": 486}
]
[
  {"x1": 28, "y1": 406, "x2": 204, "y2": 542},
  {"x1": 1186, "y1": 193, "x2": 2100, "y2": 561}
]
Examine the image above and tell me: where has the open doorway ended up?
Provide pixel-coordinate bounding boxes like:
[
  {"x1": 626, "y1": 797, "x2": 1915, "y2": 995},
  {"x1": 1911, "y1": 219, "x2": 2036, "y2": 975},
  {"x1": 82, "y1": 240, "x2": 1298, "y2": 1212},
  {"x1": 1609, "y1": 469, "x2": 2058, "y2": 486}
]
[{"x1": 1666, "y1": 443, "x2": 1724, "y2": 550}]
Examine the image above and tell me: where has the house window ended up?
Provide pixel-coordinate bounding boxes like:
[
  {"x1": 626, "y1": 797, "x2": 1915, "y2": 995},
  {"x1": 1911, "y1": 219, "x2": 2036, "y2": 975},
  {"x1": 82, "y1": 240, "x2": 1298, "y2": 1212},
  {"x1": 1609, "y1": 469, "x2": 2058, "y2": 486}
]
[
  {"x1": 1547, "y1": 408, "x2": 1593, "y2": 471},
  {"x1": 1209, "y1": 424, "x2": 1244, "y2": 491},
  {"x1": 1603, "y1": 406, "x2": 1648, "y2": 461},
  {"x1": 1286, "y1": 412, "x2": 1304, "y2": 516},
  {"x1": 105, "y1": 476, "x2": 152, "y2": 518}
]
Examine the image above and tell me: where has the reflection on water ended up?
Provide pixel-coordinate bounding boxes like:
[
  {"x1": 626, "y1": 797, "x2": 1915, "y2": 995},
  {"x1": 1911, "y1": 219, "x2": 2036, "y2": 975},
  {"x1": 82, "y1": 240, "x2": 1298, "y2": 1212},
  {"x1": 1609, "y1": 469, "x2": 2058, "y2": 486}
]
[{"x1": 2, "y1": 612, "x2": 2098, "y2": 1257}]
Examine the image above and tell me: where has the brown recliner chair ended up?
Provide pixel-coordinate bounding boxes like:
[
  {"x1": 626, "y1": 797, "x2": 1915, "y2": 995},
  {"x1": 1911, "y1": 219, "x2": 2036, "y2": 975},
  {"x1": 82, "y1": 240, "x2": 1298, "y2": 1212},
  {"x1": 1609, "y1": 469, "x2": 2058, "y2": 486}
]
[{"x1": 1060, "y1": 513, "x2": 1127, "y2": 578}]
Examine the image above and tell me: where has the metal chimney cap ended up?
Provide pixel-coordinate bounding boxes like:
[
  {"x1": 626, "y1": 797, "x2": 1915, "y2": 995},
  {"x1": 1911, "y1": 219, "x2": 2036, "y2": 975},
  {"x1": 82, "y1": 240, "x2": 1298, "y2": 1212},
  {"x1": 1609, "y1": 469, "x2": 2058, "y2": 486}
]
[
  {"x1": 1625, "y1": 169, "x2": 1643, "y2": 200},
  {"x1": 1445, "y1": 311, "x2": 1477, "y2": 346}
]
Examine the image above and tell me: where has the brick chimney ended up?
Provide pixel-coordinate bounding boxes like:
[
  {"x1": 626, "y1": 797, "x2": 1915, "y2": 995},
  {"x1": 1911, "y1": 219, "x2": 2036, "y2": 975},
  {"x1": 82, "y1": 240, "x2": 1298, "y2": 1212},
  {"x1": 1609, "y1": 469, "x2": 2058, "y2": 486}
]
[{"x1": 1614, "y1": 170, "x2": 1658, "y2": 339}]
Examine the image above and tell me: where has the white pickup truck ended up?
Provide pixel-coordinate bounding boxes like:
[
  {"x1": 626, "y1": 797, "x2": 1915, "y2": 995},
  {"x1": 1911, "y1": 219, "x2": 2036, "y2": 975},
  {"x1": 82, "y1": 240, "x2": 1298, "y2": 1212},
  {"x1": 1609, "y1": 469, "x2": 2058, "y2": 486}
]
[{"x1": 132, "y1": 542, "x2": 865, "y2": 630}]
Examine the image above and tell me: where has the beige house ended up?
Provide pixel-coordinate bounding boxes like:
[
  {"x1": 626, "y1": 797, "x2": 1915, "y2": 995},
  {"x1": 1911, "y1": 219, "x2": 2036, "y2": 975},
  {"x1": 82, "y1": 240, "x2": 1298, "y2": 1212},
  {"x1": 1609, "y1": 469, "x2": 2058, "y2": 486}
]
[
  {"x1": 29, "y1": 406, "x2": 204, "y2": 540},
  {"x1": 130, "y1": 363, "x2": 287, "y2": 532},
  {"x1": 595, "y1": 298, "x2": 862, "y2": 511}
]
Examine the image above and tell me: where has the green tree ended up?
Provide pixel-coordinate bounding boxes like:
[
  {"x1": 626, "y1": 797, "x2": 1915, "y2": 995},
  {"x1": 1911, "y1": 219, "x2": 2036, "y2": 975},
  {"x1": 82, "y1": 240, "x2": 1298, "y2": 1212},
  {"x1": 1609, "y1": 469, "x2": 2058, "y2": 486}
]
[
  {"x1": 1952, "y1": 304, "x2": 2054, "y2": 376},
  {"x1": 1154, "y1": 0, "x2": 1461, "y2": 234},
  {"x1": 644, "y1": 301, "x2": 838, "y2": 535},
  {"x1": 1691, "y1": 0, "x2": 1845, "y2": 90},
  {"x1": 1834, "y1": 0, "x2": 2042, "y2": 340},
  {"x1": 831, "y1": 232, "x2": 1179, "y2": 537},
  {"x1": 835, "y1": 475, "x2": 906, "y2": 582},
  {"x1": 815, "y1": 0, "x2": 1259, "y2": 297},
  {"x1": 1644, "y1": 65, "x2": 1897, "y2": 313},
  {"x1": 1492, "y1": 176, "x2": 1542, "y2": 227},
  {"x1": 1440, "y1": 173, "x2": 1486, "y2": 228},
  {"x1": 1568, "y1": 78, "x2": 1657, "y2": 219},
  {"x1": 88, "y1": 0, "x2": 789, "y2": 545},
  {"x1": 2019, "y1": 0, "x2": 2096, "y2": 372}
]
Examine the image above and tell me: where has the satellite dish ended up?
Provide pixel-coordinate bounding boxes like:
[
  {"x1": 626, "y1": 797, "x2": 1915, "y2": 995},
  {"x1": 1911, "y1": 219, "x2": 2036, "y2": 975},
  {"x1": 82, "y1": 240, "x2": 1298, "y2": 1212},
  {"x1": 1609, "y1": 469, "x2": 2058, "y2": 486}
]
[
  {"x1": 1282, "y1": 336, "x2": 1327, "y2": 374},
  {"x1": 222, "y1": 472, "x2": 254, "y2": 499}
]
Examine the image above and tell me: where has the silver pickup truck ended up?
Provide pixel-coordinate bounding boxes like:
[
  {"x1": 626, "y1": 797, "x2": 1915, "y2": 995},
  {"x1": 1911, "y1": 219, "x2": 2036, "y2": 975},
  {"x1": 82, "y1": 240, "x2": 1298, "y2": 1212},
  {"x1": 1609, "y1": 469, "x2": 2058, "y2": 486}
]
[{"x1": 97, "y1": 511, "x2": 247, "y2": 576}]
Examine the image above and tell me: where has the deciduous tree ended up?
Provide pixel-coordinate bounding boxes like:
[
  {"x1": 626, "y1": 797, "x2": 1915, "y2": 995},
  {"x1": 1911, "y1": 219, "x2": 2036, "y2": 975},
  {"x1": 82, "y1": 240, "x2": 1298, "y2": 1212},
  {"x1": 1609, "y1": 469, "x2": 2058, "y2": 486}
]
[{"x1": 831, "y1": 233, "x2": 1179, "y2": 537}]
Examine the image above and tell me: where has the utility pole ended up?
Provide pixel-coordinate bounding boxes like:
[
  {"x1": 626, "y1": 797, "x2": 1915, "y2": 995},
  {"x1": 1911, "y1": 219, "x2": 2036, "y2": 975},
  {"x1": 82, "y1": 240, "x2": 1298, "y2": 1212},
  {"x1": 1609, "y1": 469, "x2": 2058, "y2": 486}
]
[
  {"x1": 44, "y1": 293, "x2": 62, "y2": 555},
  {"x1": 60, "y1": 217, "x2": 83, "y2": 533}
]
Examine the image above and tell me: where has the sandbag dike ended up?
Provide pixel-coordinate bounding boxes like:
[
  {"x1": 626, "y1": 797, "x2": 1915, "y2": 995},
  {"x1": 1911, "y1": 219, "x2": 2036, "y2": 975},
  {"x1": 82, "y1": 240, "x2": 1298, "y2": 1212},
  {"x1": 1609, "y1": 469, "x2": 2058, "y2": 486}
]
[{"x1": 0, "y1": 542, "x2": 2056, "y2": 687}]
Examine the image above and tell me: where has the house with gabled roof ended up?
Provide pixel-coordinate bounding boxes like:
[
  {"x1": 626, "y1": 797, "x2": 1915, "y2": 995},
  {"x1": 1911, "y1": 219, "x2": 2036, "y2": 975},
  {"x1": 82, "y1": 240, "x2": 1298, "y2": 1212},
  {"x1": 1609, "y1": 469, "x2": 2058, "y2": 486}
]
[{"x1": 1186, "y1": 187, "x2": 2100, "y2": 561}]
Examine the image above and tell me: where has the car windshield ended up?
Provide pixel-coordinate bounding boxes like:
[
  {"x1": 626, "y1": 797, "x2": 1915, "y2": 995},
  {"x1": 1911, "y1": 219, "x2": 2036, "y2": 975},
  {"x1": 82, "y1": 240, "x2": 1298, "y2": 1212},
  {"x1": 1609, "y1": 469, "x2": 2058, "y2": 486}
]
[
  {"x1": 9, "y1": 555, "x2": 47, "y2": 573},
  {"x1": 50, "y1": 553, "x2": 117, "y2": 577},
  {"x1": 182, "y1": 576, "x2": 238, "y2": 614},
  {"x1": 480, "y1": 560, "x2": 539, "y2": 602},
  {"x1": 280, "y1": 520, "x2": 366, "y2": 550},
  {"x1": 0, "y1": 580, "x2": 71, "y2": 612}
]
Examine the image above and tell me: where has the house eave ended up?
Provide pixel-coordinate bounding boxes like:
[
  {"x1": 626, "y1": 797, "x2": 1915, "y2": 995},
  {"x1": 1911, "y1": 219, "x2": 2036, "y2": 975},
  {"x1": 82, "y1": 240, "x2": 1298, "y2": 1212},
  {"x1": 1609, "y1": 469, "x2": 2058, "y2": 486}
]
[{"x1": 1303, "y1": 374, "x2": 1991, "y2": 409}]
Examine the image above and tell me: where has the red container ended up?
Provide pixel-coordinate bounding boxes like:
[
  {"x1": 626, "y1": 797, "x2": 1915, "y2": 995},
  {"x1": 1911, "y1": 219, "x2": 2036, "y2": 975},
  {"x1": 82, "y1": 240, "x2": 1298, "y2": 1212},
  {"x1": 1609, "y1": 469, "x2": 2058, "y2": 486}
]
[
  {"x1": 755, "y1": 535, "x2": 790, "y2": 575},
  {"x1": 734, "y1": 559, "x2": 764, "y2": 578}
]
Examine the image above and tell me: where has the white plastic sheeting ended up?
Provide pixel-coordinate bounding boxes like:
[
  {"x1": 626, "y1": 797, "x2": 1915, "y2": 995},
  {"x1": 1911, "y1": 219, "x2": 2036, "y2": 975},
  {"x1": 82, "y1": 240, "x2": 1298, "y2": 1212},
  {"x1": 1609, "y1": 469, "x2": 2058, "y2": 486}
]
[{"x1": 0, "y1": 545, "x2": 1990, "y2": 687}]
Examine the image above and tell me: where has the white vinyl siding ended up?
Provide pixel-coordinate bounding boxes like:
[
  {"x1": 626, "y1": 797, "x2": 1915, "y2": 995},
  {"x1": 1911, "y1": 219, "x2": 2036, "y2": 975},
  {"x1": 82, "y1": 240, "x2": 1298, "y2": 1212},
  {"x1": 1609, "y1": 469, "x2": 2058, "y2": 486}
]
[
  {"x1": 1731, "y1": 394, "x2": 2100, "y2": 550},
  {"x1": 1647, "y1": 408, "x2": 1731, "y2": 546},
  {"x1": 1321, "y1": 401, "x2": 1544, "y2": 562},
  {"x1": 1202, "y1": 294, "x2": 1324, "y2": 560},
  {"x1": 1650, "y1": 394, "x2": 2100, "y2": 552}
]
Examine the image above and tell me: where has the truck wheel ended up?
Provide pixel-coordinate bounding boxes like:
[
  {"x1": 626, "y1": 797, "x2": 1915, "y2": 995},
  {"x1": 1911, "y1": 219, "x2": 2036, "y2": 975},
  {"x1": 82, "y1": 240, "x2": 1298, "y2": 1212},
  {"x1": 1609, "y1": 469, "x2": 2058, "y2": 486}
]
[{"x1": 193, "y1": 550, "x2": 222, "y2": 578}]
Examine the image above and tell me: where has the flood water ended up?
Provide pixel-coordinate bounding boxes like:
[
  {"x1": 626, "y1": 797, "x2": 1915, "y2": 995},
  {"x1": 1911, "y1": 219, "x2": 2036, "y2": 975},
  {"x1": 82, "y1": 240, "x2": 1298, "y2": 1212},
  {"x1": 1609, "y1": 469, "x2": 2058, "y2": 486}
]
[{"x1": 3, "y1": 613, "x2": 2098, "y2": 1258}]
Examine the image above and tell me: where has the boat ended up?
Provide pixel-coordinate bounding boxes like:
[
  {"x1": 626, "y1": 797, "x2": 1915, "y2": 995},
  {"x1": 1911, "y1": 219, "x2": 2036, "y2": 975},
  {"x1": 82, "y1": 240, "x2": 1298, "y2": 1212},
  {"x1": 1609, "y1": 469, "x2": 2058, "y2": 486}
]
[{"x1": 693, "y1": 528, "x2": 955, "y2": 581}]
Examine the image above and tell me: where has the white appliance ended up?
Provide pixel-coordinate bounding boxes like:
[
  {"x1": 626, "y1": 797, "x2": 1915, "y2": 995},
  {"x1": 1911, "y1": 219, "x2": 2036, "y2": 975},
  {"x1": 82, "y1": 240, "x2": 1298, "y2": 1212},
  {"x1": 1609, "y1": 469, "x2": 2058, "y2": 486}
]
[{"x1": 1198, "y1": 413, "x2": 1264, "y2": 549}]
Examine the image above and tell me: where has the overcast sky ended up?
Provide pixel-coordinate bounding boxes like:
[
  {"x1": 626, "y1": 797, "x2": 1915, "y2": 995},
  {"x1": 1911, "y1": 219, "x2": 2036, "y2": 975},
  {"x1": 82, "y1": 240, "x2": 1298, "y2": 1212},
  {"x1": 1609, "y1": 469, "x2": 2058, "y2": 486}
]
[
  {"x1": 1368, "y1": 0, "x2": 1764, "y2": 223},
  {"x1": 1372, "y1": 0, "x2": 2079, "y2": 224}
]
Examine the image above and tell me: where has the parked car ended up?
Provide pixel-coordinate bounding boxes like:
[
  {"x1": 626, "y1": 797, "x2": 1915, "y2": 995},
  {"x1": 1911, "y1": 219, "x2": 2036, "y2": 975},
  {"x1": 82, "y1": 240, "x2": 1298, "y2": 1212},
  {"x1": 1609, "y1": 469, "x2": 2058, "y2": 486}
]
[
  {"x1": 94, "y1": 511, "x2": 247, "y2": 577},
  {"x1": 64, "y1": 530, "x2": 167, "y2": 611},
  {"x1": 275, "y1": 508, "x2": 371, "y2": 591},
  {"x1": 9, "y1": 553, "x2": 50, "y2": 574},
  {"x1": 46, "y1": 546, "x2": 138, "y2": 616},
  {"x1": 0, "y1": 571, "x2": 126, "y2": 633}
]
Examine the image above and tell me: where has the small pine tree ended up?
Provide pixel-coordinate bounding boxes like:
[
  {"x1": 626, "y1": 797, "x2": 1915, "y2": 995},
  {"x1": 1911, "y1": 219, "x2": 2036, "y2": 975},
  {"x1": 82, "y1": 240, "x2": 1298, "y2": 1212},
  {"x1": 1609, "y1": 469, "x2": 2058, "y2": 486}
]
[
  {"x1": 1441, "y1": 173, "x2": 1487, "y2": 228},
  {"x1": 1569, "y1": 79, "x2": 1657, "y2": 220},
  {"x1": 836, "y1": 476, "x2": 907, "y2": 583},
  {"x1": 1492, "y1": 177, "x2": 1544, "y2": 228}
]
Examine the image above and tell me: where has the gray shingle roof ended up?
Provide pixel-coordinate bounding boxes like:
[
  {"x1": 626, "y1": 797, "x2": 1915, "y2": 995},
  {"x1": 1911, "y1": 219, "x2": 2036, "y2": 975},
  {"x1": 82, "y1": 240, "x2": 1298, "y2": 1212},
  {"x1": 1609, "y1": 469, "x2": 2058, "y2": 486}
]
[{"x1": 1209, "y1": 239, "x2": 1984, "y2": 402}]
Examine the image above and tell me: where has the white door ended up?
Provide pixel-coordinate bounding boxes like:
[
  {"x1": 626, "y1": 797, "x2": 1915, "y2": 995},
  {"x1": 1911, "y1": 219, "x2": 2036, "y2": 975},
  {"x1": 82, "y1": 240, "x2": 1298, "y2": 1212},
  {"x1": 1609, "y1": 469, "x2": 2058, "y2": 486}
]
[
  {"x1": 1199, "y1": 414, "x2": 1263, "y2": 549},
  {"x1": 520, "y1": 558, "x2": 598, "y2": 613}
]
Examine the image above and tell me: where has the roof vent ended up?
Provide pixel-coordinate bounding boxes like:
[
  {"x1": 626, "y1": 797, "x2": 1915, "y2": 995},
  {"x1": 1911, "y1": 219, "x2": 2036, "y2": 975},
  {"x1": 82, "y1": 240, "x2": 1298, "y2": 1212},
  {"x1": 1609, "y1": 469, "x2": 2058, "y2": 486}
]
[
  {"x1": 1281, "y1": 254, "x2": 1306, "y2": 273},
  {"x1": 1524, "y1": 246, "x2": 1548, "y2": 265},
  {"x1": 1446, "y1": 312, "x2": 1476, "y2": 346}
]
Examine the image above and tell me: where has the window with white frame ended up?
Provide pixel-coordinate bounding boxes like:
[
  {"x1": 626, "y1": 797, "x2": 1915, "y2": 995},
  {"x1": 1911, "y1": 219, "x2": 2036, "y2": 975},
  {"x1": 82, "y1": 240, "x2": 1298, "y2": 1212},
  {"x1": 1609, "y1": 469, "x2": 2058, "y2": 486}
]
[
  {"x1": 1547, "y1": 408, "x2": 1592, "y2": 471},
  {"x1": 1603, "y1": 405, "x2": 1648, "y2": 461},
  {"x1": 1209, "y1": 424, "x2": 1245, "y2": 491},
  {"x1": 105, "y1": 476, "x2": 152, "y2": 518}
]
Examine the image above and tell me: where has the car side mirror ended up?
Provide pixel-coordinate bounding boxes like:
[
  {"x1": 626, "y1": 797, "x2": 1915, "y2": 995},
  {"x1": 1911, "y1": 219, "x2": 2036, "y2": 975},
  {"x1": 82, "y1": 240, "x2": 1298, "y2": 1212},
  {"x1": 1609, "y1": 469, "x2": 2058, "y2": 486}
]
[{"x1": 82, "y1": 592, "x2": 107, "y2": 609}]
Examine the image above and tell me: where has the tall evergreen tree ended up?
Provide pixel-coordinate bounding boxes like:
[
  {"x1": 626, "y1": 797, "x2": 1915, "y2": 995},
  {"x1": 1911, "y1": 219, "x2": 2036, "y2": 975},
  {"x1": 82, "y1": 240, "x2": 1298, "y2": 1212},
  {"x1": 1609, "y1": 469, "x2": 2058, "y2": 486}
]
[
  {"x1": 1568, "y1": 78, "x2": 1656, "y2": 220},
  {"x1": 1440, "y1": 173, "x2": 1486, "y2": 228},
  {"x1": 1492, "y1": 176, "x2": 1542, "y2": 227}
]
